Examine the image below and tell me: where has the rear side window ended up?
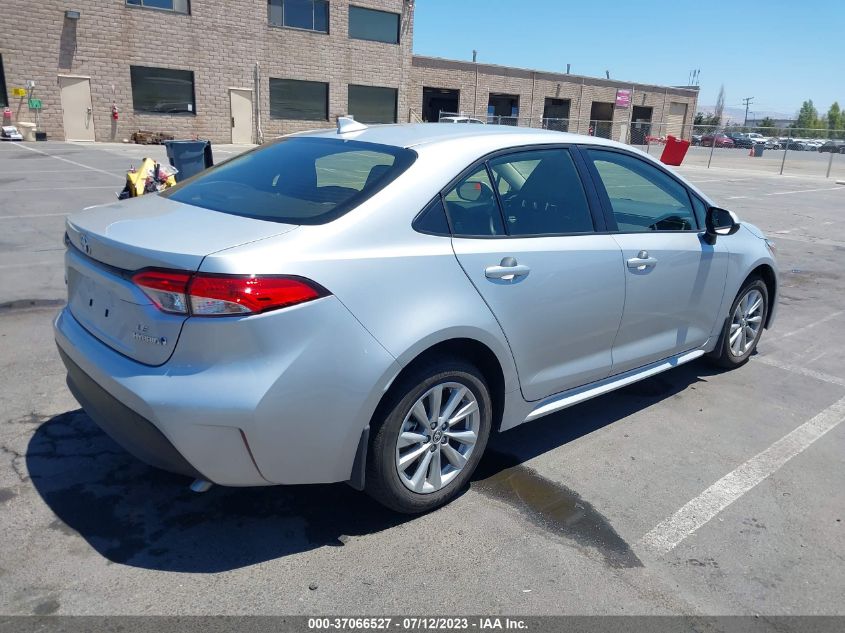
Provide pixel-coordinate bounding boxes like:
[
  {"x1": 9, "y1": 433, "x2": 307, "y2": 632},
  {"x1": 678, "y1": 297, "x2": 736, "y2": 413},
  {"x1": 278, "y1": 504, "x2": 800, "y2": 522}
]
[
  {"x1": 488, "y1": 149, "x2": 593, "y2": 235},
  {"x1": 163, "y1": 137, "x2": 416, "y2": 224}
]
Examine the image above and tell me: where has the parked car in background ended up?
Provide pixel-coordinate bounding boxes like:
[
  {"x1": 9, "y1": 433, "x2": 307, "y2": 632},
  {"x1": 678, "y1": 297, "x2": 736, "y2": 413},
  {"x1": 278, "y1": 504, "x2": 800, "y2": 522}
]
[
  {"x1": 819, "y1": 140, "x2": 845, "y2": 153},
  {"x1": 0, "y1": 126, "x2": 23, "y2": 141},
  {"x1": 745, "y1": 133, "x2": 767, "y2": 145},
  {"x1": 691, "y1": 134, "x2": 703, "y2": 146},
  {"x1": 55, "y1": 122, "x2": 778, "y2": 513},
  {"x1": 439, "y1": 116, "x2": 485, "y2": 124},
  {"x1": 765, "y1": 138, "x2": 783, "y2": 150},
  {"x1": 727, "y1": 133, "x2": 754, "y2": 149},
  {"x1": 781, "y1": 139, "x2": 807, "y2": 151},
  {"x1": 700, "y1": 133, "x2": 735, "y2": 148},
  {"x1": 803, "y1": 140, "x2": 823, "y2": 151}
]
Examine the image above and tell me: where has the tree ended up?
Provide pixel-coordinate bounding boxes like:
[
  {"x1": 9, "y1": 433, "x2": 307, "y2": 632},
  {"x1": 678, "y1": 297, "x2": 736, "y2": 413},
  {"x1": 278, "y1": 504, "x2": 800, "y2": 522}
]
[
  {"x1": 793, "y1": 99, "x2": 820, "y2": 132},
  {"x1": 694, "y1": 111, "x2": 720, "y2": 126},
  {"x1": 714, "y1": 85, "x2": 725, "y2": 125},
  {"x1": 826, "y1": 102, "x2": 842, "y2": 131},
  {"x1": 757, "y1": 116, "x2": 777, "y2": 132}
]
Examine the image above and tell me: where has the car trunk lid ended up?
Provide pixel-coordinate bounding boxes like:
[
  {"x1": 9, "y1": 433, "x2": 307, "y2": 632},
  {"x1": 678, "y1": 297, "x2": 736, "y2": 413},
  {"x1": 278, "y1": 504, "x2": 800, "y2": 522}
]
[{"x1": 64, "y1": 194, "x2": 297, "y2": 365}]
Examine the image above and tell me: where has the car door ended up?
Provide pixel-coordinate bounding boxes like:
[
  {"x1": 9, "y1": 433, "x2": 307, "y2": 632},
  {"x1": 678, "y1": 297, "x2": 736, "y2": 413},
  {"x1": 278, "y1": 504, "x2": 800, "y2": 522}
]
[
  {"x1": 583, "y1": 147, "x2": 729, "y2": 374},
  {"x1": 447, "y1": 147, "x2": 626, "y2": 401}
]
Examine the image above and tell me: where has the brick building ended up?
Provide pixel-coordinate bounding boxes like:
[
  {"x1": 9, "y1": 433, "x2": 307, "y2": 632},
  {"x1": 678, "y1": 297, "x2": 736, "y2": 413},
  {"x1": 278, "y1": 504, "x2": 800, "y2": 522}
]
[{"x1": 0, "y1": 0, "x2": 697, "y2": 143}]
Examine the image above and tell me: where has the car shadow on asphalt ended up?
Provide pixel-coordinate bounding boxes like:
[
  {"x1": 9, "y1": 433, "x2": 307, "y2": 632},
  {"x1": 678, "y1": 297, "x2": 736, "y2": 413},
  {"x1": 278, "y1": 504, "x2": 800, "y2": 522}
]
[{"x1": 27, "y1": 359, "x2": 724, "y2": 573}]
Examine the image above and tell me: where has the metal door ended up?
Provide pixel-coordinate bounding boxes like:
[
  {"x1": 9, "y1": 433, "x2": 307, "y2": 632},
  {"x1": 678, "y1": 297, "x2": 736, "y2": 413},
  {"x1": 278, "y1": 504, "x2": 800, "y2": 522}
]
[
  {"x1": 229, "y1": 89, "x2": 253, "y2": 144},
  {"x1": 58, "y1": 76, "x2": 95, "y2": 141}
]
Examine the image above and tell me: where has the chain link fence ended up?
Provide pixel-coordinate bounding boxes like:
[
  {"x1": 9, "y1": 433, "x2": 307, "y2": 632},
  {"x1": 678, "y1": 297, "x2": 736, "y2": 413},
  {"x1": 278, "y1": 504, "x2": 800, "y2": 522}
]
[{"x1": 437, "y1": 111, "x2": 845, "y2": 179}]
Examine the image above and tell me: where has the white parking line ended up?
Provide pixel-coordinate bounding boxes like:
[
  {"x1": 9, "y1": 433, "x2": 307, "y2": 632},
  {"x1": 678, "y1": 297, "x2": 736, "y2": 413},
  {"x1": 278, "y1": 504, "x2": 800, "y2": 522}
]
[
  {"x1": 726, "y1": 196, "x2": 748, "y2": 200},
  {"x1": 0, "y1": 186, "x2": 118, "y2": 192},
  {"x1": 0, "y1": 260, "x2": 62, "y2": 270},
  {"x1": 10, "y1": 143, "x2": 124, "y2": 180},
  {"x1": 687, "y1": 178, "x2": 753, "y2": 184},
  {"x1": 755, "y1": 355, "x2": 845, "y2": 388},
  {"x1": 0, "y1": 213, "x2": 69, "y2": 220},
  {"x1": 0, "y1": 169, "x2": 126, "y2": 174},
  {"x1": 766, "y1": 187, "x2": 844, "y2": 196},
  {"x1": 773, "y1": 310, "x2": 844, "y2": 341},
  {"x1": 640, "y1": 392, "x2": 845, "y2": 555}
]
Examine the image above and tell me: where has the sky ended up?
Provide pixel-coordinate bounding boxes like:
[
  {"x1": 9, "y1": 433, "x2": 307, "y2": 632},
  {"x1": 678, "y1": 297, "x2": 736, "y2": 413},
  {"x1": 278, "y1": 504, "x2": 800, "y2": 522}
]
[{"x1": 412, "y1": 0, "x2": 842, "y2": 119}]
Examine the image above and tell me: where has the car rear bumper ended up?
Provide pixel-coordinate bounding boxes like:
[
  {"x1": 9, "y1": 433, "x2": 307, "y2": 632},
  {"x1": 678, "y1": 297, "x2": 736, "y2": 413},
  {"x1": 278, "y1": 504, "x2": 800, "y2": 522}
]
[
  {"x1": 59, "y1": 347, "x2": 204, "y2": 480},
  {"x1": 54, "y1": 296, "x2": 401, "y2": 486}
]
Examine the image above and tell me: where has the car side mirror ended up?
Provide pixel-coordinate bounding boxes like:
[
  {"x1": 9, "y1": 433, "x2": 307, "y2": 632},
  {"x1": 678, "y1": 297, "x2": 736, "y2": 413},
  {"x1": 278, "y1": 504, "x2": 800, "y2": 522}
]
[
  {"x1": 704, "y1": 206, "x2": 740, "y2": 244},
  {"x1": 456, "y1": 181, "x2": 483, "y2": 202}
]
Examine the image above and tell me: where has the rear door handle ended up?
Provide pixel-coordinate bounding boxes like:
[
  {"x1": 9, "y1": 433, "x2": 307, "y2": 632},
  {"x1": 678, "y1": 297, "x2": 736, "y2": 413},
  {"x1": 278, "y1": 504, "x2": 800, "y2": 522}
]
[
  {"x1": 485, "y1": 257, "x2": 530, "y2": 280},
  {"x1": 626, "y1": 250, "x2": 658, "y2": 270}
]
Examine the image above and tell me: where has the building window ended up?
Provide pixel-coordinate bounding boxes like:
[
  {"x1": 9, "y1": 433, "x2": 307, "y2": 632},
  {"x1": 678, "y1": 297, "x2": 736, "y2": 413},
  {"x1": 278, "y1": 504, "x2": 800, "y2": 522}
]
[
  {"x1": 268, "y1": 0, "x2": 329, "y2": 32},
  {"x1": 126, "y1": 0, "x2": 190, "y2": 14},
  {"x1": 130, "y1": 66, "x2": 196, "y2": 115},
  {"x1": 0, "y1": 55, "x2": 8, "y2": 108},
  {"x1": 348, "y1": 6, "x2": 399, "y2": 44},
  {"x1": 348, "y1": 85, "x2": 397, "y2": 124},
  {"x1": 270, "y1": 78, "x2": 328, "y2": 120}
]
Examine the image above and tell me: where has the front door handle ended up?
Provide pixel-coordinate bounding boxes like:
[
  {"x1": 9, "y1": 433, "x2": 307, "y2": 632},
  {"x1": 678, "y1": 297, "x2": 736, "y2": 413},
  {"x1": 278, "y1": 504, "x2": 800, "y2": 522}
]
[
  {"x1": 485, "y1": 257, "x2": 530, "y2": 280},
  {"x1": 626, "y1": 250, "x2": 658, "y2": 271}
]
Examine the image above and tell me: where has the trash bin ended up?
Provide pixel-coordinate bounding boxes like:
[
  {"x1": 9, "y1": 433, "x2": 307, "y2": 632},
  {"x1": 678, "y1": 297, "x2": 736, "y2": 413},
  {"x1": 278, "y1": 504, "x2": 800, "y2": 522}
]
[
  {"x1": 164, "y1": 140, "x2": 214, "y2": 182},
  {"x1": 18, "y1": 122, "x2": 36, "y2": 142},
  {"x1": 659, "y1": 135, "x2": 691, "y2": 166},
  {"x1": 752, "y1": 144, "x2": 765, "y2": 157}
]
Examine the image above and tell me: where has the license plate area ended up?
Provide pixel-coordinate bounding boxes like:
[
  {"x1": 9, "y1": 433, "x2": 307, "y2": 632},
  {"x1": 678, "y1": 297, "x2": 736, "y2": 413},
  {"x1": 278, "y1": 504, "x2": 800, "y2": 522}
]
[{"x1": 66, "y1": 249, "x2": 187, "y2": 366}]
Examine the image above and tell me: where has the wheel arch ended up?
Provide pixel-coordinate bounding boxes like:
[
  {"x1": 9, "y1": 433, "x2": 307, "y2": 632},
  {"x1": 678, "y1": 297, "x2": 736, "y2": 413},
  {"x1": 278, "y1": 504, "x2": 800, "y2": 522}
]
[
  {"x1": 381, "y1": 337, "x2": 507, "y2": 434},
  {"x1": 745, "y1": 263, "x2": 777, "y2": 328},
  {"x1": 349, "y1": 336, "x2": 510, "y2": 491}
]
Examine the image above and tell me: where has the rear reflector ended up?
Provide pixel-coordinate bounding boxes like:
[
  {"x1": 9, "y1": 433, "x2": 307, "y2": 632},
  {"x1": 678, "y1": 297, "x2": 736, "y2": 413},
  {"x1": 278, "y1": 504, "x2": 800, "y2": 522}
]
[{"x1": 131, "y1": 270, "x2": 328, "y2": 316}]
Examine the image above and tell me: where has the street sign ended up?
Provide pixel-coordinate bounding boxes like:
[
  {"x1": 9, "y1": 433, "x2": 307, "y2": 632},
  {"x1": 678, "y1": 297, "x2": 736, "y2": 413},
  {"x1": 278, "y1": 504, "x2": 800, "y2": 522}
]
[
  {"x1": 615, "y1": 89, "x2": 631, "y2": 108},
  {"x1": 28, "y1": 98, "x2": 42, "y2": 110},
  {"x1": 12, "y1": 88, "x2": 27, "y2": 98}
]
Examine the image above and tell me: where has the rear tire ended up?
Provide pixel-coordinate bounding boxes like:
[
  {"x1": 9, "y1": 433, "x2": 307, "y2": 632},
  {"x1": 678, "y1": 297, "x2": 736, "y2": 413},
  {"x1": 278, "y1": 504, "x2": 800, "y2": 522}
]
[
  {"x1": 708, "y1": 277, "x2": 769, "y2": 369},
  {"x1": 365, "y1": 357, "x2": 492, "y2": 514}
]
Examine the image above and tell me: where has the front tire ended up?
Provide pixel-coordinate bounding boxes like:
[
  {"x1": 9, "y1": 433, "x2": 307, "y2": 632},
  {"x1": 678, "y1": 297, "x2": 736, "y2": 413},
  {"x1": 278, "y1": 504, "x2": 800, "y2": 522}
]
[
  {"x1": 708, "y1": 277, "x2": 769, "y2": 369},
  {"x1": 365, "y1": 357, "x2": 492, "y2": 514}
]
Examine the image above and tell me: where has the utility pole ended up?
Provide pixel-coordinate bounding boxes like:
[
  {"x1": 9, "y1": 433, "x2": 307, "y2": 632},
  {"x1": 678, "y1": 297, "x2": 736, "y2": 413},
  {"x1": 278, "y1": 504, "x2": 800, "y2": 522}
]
[{"x1": 742, "y1": 96, "x2": 755, "y2": 126}]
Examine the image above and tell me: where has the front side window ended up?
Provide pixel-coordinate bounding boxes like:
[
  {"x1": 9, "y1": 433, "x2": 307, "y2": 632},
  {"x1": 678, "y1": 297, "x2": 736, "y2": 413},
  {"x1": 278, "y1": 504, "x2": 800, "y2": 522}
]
[
  {"x1": 130, "y1": 66, "x2": 195, "y2": 114},
  {"x1": 126, "y1": 0, "x2": 189, "y2": 14},
  {"x1": 269, "y1": 78, "x2": 328, "y2": 120},
  {"x1": 163, "y1": 137, "x2": 416, "y2": 225},
  {"x1": 443, "y1": 166, "x2": 505, "y2": 237},
  {"x1": 586, "y1": 149, "x2": 697, "y2": 232},
  {"x1": 488, "y1": 149, "x2": 593, "y2": 236},
  {"x1": 348, "y1": 84, "x2": 397, "y2": 123},
  {"x1": 268, "y1": 0, "x2": 329, "y2": 32},
  {"x1": 348, "y1": 6, "x2": 399, "y2": 43}
]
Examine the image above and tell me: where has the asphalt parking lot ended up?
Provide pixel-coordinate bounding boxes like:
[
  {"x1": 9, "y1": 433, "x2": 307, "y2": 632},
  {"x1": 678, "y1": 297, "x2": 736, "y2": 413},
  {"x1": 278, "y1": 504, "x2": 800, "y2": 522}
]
[{"x1": 0, "y1": 140, "x2": 843, "y2": 616}]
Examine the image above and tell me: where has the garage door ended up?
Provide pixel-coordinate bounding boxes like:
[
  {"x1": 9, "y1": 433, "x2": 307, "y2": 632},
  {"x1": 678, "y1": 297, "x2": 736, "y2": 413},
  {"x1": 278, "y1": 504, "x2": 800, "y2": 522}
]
[{"x1": 666, "y1": 102, "x2": 688, "y2": 139}]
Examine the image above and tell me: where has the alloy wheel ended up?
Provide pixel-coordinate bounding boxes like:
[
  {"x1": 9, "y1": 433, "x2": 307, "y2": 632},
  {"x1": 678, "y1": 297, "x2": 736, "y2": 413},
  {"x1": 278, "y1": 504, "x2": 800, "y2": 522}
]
[
  {"x1": 395, "y1": 382, "x2": 480, "y2": 494},
  {"x1": 729, "y1": 288, "x2": 764, "y2": 357}
]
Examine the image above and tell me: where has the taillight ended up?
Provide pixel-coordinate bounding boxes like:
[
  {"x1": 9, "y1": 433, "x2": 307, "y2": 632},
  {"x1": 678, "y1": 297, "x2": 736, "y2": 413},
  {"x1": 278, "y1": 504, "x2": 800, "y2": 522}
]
[
  {"x1": 188, "y1": 275, "x2": 326, "y2": 315},
  {"x1": 132, "y1": 270, "x2": 191, "y2": 314},
  {"x1": 131, "y1": 270, "x2": 327, "y2": 317}
]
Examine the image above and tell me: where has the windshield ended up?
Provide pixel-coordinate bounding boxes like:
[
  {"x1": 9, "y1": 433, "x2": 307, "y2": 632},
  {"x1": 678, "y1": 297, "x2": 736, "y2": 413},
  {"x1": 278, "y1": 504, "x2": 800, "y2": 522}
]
[{"x1": 163, "y1": 137, "x2": 416, "y2": 224}]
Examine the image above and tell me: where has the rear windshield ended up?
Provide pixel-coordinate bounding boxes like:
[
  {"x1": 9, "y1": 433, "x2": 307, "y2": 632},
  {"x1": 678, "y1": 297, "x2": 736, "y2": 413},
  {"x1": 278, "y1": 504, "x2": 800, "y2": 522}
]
[{"x1": 162, "y1": 137, "x2": 416, "y2": 224}]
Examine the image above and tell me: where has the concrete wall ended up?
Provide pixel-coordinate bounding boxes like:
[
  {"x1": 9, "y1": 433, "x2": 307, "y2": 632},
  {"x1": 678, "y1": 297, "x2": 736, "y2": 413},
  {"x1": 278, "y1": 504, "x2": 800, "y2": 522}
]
[
  {"x1": 0, "y1": 0, "x2": 413, "y2": 142},
  {"x1": 409, "y1": 56, "x2": 699, "y2": 139}
]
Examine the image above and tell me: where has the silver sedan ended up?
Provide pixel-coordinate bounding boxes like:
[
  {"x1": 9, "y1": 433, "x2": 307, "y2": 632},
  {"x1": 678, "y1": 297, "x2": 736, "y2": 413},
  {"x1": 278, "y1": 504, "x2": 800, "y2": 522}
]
[{"x1": 55, "y1": 121, "x2": 778, "y2": 513}]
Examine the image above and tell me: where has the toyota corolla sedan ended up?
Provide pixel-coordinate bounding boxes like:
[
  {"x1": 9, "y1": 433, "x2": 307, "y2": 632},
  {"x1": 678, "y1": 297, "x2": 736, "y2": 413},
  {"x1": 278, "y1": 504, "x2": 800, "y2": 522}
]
[{"x1": 55, "y1": 121, "x2": 778, "y2": 513}]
